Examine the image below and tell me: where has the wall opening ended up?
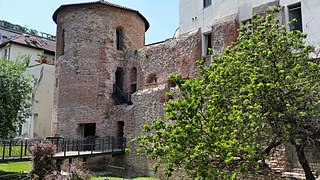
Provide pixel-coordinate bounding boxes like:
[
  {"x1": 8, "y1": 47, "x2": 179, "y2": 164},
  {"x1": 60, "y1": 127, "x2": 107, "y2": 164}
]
[
  {"x1": 115, "y1": 67, "x2": 124, "y2": 91},
  {"x1": 203, "y1": 0, "x2": 212, "y2": 8},
  {"x1": 61, "y1": 29, "x2": 65, "y2": 55},
  {"x1": 116, "y1": 121, "x2": 124, "y2": 148},
  {"x1": 113, "y1": 67, "x2": 130, "y2": 105},
  {"x1": 146, "y1": 73, "x2": 158, "y2": 84},
  {"x1": 116, "y1": 28, "x2": 124, "y2": 50},
  {"x1": 82, "y1": 123, "x2": 96, "y2": 138},
  {"x1": 204, "y1": 33, "x2": 212, "y2": 55},
  {"x1": 130, "y1": 67, "x2": 137, "y2": 93},
  {"x1": 288, "y1": 3, "x2": 302, "y2": 32}
]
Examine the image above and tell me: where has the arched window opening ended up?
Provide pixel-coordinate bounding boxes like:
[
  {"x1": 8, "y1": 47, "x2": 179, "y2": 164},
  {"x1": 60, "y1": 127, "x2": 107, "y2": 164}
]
[
  {"x1": 146, "y1": 73, "x2": 158, "y2": 84},
  {"x1": 116, "y1": 28, "x2": 124, "y2": 51},
  {"x1": 131, "y1": 67, "x2": 137, "y2": 93}
]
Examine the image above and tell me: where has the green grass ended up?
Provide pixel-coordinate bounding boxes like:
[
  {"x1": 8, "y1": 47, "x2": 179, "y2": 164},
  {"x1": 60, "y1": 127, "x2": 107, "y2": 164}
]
[
  {"x1": 0, "y1": 145, "x2": 30, "y2": 157},
  {"x1": 0, "y1": 161, "x2": 158, "y2": 180},
  {"x1": 0, "y1": 161, "x2": 31, "y2": 180},
  {"x1": 0, "y1": 161, "x2": 31, "y2": 173}
]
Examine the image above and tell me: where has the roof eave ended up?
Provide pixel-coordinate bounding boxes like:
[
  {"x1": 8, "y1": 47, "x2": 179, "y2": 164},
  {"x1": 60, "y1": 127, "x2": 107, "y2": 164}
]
[{"x1": 52, "y1": 1, "x2": 149, "y2": 31}]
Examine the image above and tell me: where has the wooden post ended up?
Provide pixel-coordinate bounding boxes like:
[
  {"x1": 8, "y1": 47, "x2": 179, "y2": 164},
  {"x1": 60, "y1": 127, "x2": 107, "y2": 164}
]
[
  {"x1": 102, "y1": 138, "x2": 104, "y2": 153},
  {"x1": 64, "y1": 140, "x2": 67, "y2": 157},
  {"x1": 111, "y1": 137, "x2": 114, "y2": 153},
  {"x1": 68, "y1": 158, "x2": 72, "y2": 173},
  {"x1": 56, "y1": 159, "x2": 62, "y2": 171},
  {"x1": 78, "y1": 140, "x2": 80, "y2": 155}
]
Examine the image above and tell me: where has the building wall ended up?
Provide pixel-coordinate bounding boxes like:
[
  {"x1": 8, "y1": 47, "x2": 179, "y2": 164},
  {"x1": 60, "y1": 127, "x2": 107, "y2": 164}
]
[
  {"x1": 34, "y1": 64, "x2": 55, "y2": 138},
  {"x1": 8, "y1": 44, "x2": 55, "y2": 66},
  {"x1": 180, "y1": 0, "x2": 320, "y2": 54},
  {"x1": 0, "y1": 43, "x2": 55, "y2": 138}
]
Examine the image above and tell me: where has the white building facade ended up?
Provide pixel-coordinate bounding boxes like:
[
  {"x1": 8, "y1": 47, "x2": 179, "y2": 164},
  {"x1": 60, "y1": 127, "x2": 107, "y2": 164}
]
[{"x1": 179, "y1": 0, "x2": 320, "y2": 54}]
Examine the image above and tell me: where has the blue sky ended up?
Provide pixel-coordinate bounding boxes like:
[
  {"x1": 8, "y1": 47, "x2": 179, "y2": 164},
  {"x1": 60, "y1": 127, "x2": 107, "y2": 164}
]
[{"x1": 0, "y1": 0, "x2": 179, "y2": 44}]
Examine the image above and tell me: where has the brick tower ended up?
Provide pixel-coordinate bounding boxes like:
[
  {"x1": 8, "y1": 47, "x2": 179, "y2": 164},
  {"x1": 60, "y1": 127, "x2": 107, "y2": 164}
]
[{"x1": 52, "y1": 1, "x2": 149, "y2": 139}]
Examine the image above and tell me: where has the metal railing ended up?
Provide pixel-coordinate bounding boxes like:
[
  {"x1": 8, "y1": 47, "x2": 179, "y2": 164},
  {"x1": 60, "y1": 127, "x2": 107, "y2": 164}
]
[
  {"x1": 112, "y1": 84, "x2": 132, "y2": 105},
  {"x1": 0, "y1": 136, "x2": 126, "y2": 161},
  {"x1": 47, "y1": 136, "x2": 126, "y2": 156}
]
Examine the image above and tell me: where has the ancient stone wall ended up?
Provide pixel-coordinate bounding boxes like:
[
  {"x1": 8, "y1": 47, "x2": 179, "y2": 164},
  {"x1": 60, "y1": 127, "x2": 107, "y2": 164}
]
[{"x1": 107, "y1": 30, "x2": 202, "y2": 177}]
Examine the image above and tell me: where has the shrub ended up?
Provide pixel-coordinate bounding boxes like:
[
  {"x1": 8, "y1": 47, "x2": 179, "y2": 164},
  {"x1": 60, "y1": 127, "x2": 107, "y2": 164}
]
[{"x1": 29, "y1": 142, "x2": 56, "y2": 180}]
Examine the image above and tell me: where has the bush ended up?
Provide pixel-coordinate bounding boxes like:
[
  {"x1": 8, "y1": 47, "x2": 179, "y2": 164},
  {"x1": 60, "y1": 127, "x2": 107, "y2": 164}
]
[{"x1": 29, "y1": 142, "x2": 56, "y2": 180}]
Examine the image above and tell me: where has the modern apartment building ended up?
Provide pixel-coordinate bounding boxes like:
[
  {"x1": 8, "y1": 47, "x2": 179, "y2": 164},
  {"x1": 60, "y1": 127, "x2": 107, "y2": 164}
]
[{"x1": 0, "y1": 29, "x2": 56, "y2": 138}]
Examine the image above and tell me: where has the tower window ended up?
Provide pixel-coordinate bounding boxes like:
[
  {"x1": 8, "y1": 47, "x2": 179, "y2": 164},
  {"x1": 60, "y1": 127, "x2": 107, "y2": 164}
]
[
  {"x1": 288, "y1": 3, "x2": 302, "y2": 32},
  {"x1": 131, "y1": 67, "x2": 137, "y2": 93},
  {"x1": 61, "y1": 29, "x2": 65, "y2": 55},
  {"x1": 116, "y1": 28, "x2": 124, "y2": 50},
  {"x1": 203, "y1": 0, "x2": 212, "y2": 8}
]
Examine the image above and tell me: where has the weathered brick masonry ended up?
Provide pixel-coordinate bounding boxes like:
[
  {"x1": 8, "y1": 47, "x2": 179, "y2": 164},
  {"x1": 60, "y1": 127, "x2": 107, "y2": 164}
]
[
  {"x1": 52, "y1": 1, "x2": 201, "y2": 177},
  {"x1": 52, "y1": 0, "x2": 320, "y2": 178}
]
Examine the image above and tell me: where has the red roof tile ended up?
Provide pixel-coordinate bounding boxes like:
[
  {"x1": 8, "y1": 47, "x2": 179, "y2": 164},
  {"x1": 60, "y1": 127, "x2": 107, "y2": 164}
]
[{"x1": 2, "y1": 34, "x2": 56, "y2": 53}]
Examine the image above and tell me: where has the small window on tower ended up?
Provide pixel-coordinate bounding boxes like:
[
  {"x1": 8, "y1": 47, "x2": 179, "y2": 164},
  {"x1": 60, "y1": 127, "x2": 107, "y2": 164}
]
[
  {"x1": 61, "y1": 29, "x2": 65, "y2": 55},
  {"x1": 288, "y1": 3, "x2": 303, "y2": 32},
  {"x1": 203, "y1": 0, "x2": 212, "y2": 8},
  {"x1": 116, "y1": 28, "x2": 124, "y2": 50}
]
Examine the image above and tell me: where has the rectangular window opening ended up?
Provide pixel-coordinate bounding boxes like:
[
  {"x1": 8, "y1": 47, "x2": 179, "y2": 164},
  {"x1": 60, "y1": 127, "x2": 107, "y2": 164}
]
[
  {"x1": 203, "y1": 0, "x2": 212, "y2": 8},
  {"x1": 61, "y1": 29, "x2": 65, "y2": 55},
  {"x1": 204, "y1": 33, "x2": 212, "y2": 55},
  {"x1": 288, "y1": 3, "x2": 302, "y2": 32}
]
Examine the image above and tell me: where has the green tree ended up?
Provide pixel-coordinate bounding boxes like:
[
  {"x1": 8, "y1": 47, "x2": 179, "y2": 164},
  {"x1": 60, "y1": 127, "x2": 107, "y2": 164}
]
[
  {"x1": 0, "y1": 54, "x2": 33, "y2": 138},
  {"x1": 136, "y1": 13, "x2": 320, "y2": 179}
]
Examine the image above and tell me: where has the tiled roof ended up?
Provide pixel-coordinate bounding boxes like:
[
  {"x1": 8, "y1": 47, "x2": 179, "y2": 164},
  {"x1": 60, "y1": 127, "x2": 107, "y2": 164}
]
[
  {"x1": 52, "y1": 0, "x2": 150, "y2": 31},
  {"x1": 0, "y1": 34, "x2": 56, "y2": 53}
]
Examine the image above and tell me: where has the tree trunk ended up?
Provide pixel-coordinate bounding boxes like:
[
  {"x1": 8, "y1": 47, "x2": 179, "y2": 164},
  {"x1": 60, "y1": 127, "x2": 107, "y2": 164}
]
[{"x1": 295, "y1": 144, "x2": 315, "y2": 180}]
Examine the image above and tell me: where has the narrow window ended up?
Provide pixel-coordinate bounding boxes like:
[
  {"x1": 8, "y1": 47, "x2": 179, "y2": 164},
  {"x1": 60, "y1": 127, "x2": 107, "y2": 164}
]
[
  {"x1": 116, "y1": 28, "x2": 124, "y2": 50},
  {"x1": 113, "y1": 67, "x2": 127, "y2": 105},
  {"x1": 204, "y1": 33, "x2": 212, "y2": 55},
  {"x1": 203, "y1": 0, "x2": 212, "y2": 8},
  {"x1": 61, "y1": 29, "x2": 65, "y2": 55},
  {"x1": 288, "y1": 3, "x2": 302, "y2": 32},
  {"x1": 131, "y1": 67, "x2": 137, "y2": 93},
  {"x1": 115, "y1": 67, "x2": 124, "y2": 91},
  {"x1": 4, "y1": 48, "x2": 10, "y2": 60}
]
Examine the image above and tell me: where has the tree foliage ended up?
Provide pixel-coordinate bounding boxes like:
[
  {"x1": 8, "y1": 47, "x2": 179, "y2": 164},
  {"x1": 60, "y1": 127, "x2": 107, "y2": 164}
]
[
  {"x1": 0, "y1": 54, "x2": 33, "y2": 138},
  {"x1": 136, "y1": 13, "x2": 320, "y2": 179}
]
